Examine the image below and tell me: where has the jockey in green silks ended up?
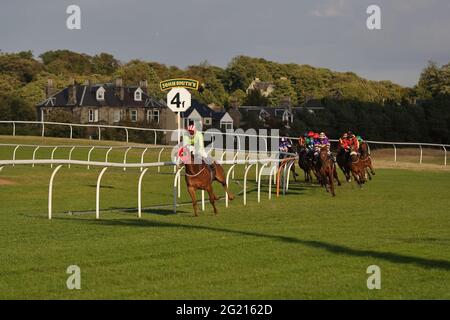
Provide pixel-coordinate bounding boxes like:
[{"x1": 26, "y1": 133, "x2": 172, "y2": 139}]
[{"x1": 183, "y1": 124, "x2": 212, "y2": 165}]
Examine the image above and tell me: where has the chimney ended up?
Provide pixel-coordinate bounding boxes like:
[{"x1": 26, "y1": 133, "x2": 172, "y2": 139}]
[
  {"x1": 114, "y1": 78, "x2": 124, "y2": 100},
  {"x1": 68, "y1": 78, "x2": 77, "y2": 105},
  {"x1": 281, "y1": 96, "x2": 291, "y2": 108},
  {"x1": 84, "y1": 79, "x2": 92, "y2": 87},
  {"x1": 139, "y1": 80, "x2": 148, "y2": 93},
  {"x1": 45, "y1": 79, "x2": 55, "y2": 98}
]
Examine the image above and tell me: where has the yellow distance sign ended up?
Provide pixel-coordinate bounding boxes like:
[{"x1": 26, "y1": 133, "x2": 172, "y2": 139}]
[{"x1": 160, "y1": 78, "x2": 200, "y2": 91}]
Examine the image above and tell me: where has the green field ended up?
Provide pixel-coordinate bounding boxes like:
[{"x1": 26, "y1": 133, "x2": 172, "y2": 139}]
[{"x1": 0, "y1": 136, "x2": 450, "y2": 299}]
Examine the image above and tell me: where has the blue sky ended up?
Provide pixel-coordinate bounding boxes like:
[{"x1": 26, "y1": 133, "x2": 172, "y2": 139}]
[{"x1": 1, "y1": 0, "x2": 449, "y2": 87}]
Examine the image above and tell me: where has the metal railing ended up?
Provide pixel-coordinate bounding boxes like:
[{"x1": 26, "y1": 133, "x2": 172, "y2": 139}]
[{"x1": 1, "y1": 120, "x2": 448, "y2": 165}]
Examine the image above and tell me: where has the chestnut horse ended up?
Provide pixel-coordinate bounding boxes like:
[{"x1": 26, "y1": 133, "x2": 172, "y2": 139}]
[
  {"x1": 349, "y1": 147, "x2": 367, "y2": 186},
  {"x1": 178, "y1": 148, "x2": 234, "y2": 216},
  {"x1": 314, "y1": 147, "x2": 341, "y2": 197},
  {"x1": 297, "y1": 146, "x2": 313, "y2": 183},
  {"x1": 359, "y1": 141, "x2": 375, "y2": 180}
]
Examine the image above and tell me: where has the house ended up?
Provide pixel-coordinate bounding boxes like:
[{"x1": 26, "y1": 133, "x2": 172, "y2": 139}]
[
  {"x1": 239, "y1": 106, "x2": 294, "y2": 128},
  {"x1": 246, "y1": 78, "x2": 275, "y2": 97},
  {"x1": 181, "y1": 100, "x2": 234, "y2": 131},
  {"x1": 36, "y1": 78, "x2": 177, "y2": 130}
]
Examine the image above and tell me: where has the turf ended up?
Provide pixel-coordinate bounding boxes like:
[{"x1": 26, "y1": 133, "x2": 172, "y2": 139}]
[{"x1": 0, "y1": 136, "x2": 449, "y2": 299}]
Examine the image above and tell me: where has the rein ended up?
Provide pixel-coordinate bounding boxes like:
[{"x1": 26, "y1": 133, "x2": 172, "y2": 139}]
[{"x1": 184, "y1": 165, "x2": 207, "y2": 178}]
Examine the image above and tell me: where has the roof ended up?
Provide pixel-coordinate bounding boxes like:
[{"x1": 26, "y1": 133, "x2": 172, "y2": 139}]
[
  {"x1": 37, "y1": 83, "x2": 166, "y2": 108},
  {"x1": 182, "y1": 100, "x2": 215, "y2": 118}
]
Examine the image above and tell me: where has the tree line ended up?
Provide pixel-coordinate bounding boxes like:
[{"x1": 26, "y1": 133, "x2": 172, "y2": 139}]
[{"x1": 0, "y1": 50, "x2": 449, "y2": 143}]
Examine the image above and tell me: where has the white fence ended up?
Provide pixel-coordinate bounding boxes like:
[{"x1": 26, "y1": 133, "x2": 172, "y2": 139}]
[
  {"x1": 1, "y1": 120, "x2": 448, "y2": 165},
  {"x1": 0, "y1": 156, "x2": 293, "y2": 220}
]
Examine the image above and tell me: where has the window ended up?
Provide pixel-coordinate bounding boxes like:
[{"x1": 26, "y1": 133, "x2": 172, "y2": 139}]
[
  {"x1": 146, "y1": 110, "x2": 152, "y2": 122},
  {"x1": 221, "y1": 122, "x2": 233, "y2": 130},
  {"x1": 152, "y1": 109, "x2": 160, "y2": 124},
  {"x1": 113, "y1": 110, "x2": 121, "y2": 123},
  {"x1": 204, "y1": 117, "x2": 212, "y2": 125},
  {"x1": 134, "y1": 88, "x2": 142, "y2": 101},
  {"x1": 131, "y1": 110, "x2": 138, "y2": 122},
  {"x1": 88, "y1": 109, "x2": 99, "y2": 123},
  {"x1": 96, "y1": 87, "x2": 105, "y2": 101}
]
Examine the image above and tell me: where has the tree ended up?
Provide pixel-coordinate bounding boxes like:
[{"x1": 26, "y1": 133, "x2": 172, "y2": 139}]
[
  {"x1": 0, "y1": 51, "x2": 42, "y2": 83},
  {"x1": 92, "y1": 53, "x2": 119, "y2": 75},
  {"x1": 418, "y1": 61, "x2": 450, "y2": 98},
  {"x1": 269, "y1": 78, "x2": 297, "y2": 106}
]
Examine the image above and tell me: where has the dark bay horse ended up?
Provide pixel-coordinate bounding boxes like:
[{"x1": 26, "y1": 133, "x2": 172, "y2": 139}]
[
  {"x1": 336, "y1": 147, "x2": 352, "y2": 182},
  {"x1": 178, "y1": 148, "x2": 234, "y2": 216},
  {"x1": 349, "y1": 147, "x2": 367, "y2": 186},
  {"x1": 297, "y1": 146, "x2": 313, "y2": 183}
]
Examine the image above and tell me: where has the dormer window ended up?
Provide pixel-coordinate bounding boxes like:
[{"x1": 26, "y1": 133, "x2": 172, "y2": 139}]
[
  {"x1": 134, "y1": 88, "x2": 143, "y2": 101},
  {"x1": 96, "y1": 87, "x2": 105, "y2": 101}
]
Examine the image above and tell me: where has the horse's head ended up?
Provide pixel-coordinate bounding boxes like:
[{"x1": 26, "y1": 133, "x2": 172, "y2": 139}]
[{"x1": 177, "y1": 146, "x2": 193, "y2": 165}]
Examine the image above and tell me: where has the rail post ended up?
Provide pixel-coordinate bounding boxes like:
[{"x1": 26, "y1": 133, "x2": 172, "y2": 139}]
[
  {"x1": 69, "y1": 125, "x2": 73, "y2": 139},
  {"x1": 87, "y1": 146, "x2": 95, "y2": 169},
  {"x1": 96, "y1": 167, "x2": 108, "y2": 219},
  {"x1": 50, "y1": 146, "x2": 58, "y2": 168},
  {"x1": 419, "y1": 145, "x2": 423, "y2": 164},
  {"x1": 443, "y1": 146, "x2": 447, "y2": 166},
  {"x1": 140, "y1": 148, "x2": 148, "y2": 172},
  {"x1": 125, "y1": 128, "x2": 129, "y2": 143},
  {"x1": 138, "y1": 168, "x2": 149, "y2": 218},
  {"x1": 174, "y1": 167, "x2": 184, "y2": 213},
  {"x1": 158, "y1": 148, "x2": 165, "y2": 173},
  {"x1": 12, "y1": 122, "x2": 16, "y2": 136},
  {"x1": 257, "y1": 162, "x2": 269, "y2": 203},
  {"x1": 225, "y1": 164, "x2": 236, "y2": 208},
  {"x1": 123, "y1": 147, "x2": 132, "y2": 171},
  {"x1": 286, "y1": 160, "x2": 295, "y2": 191},
  {"x1": 12, "y1": 145, "x2": 20, "y2": 166},
  {"x1": 98, "y1": 126, "x2": 101, "y2": 141},
  {"x1": 393, "y1": 144, "x2": 397, "y2": 162},
  {"x1": 32, "y1": 146, "x2": 40, "y2": 167},
  {"x1": 243, "y1": 163, "x2": 256, "y2": 206},
  {"x1": 41, "y1": 122, "x2": 45, "y2": 137},
  {"x1": 105, "y1": 147, "x2": 113, "y2": 163},
  {"x1": 268, "y1": 165, "x2": 277, "y2": 200},
  {"x1": 48, "y1": 165, "x2": 63, "y2": 220},
  {"x1": 154, "y1": 130, "x2": 157, "y2": 145},
  {"x1": 68, "y1": 146, "x2": 76, "y2": 168}
]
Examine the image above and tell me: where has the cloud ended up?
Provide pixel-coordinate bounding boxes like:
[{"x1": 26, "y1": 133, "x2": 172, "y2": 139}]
[{"x1": 310, "y1": 0, "x2": 352, "y2": 17}]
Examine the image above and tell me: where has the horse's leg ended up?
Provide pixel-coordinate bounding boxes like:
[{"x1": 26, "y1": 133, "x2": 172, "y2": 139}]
[
  {"x1": 328, "y1": 170, "x2": 335, "y2": 197},
  {"x1": 187, "y1": 186, "x2": 199, "y2": 217},
  {"x1": 206, "y1": 185, "x2": 218, "y2": 215},
  {"x1": 334, "y1": 166, "x2": 342, "y2": 186},
  {"x1": 366, "y1": 168, "x2": 372, "y2": 181}
]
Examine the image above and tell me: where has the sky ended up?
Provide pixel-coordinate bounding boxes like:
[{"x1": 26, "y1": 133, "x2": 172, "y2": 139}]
[{"x1": 1, "y1": 0, "x2": 450, "y2": 87}]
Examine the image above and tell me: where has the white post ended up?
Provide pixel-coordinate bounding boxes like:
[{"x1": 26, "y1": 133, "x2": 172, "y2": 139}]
[
  {"x1": 12, "y1": 122, "x2": 16, "y2": 136},
  {"x1": 244, "y1": 163, "x2": 256, "y2": 206},
  {"x1": 232, "y1": 152, "x2": 239, "y2": 179},
  {"x1": 225, "y1": 164, "x2": 236, "y2": 208},
  {"x1": 125, "y1": 128, "x2": 129, "y2": 143},
  {"x1": 32, "y1": 146, "x2": 40, "y2": 167},
  {"x1": 50, "y1": 146, "x2": 58, "y2": 168},
  {"x1": 154, "y1": 130, "x2": 157, "y2": 145},
  {"x1": 158, "y1": 148, "x2": 165, "y2": 173},
  {"x1": 105, "y1": 147, "x2": 113, "y2": 163},
  {"x1": 393, "y1": 144, "x2": 397, "y2": 162},
  {"x1": 70, "y1": 125, "x2": 73, "y2": 139},
  {"x1": 138, "y1": 168, "x2": 149, "y2": 218},
  {"x1": 174, "y1": 167, "x2": 184, "y2": 213},
  {"x1": 140, "y1": 148, "x2": 148, "y2": 172},
  {"x1": 443, "y1": 146, "x2": 447, "y2": 166},
  {"x1": 286, "y1": 160, "x2": 295, "y2": 191},
  {"x1": 123, "y1": 147, "x2": 132, "y2": 171},
  {"x1": 201, "y1": 190, "x2": 205, "y2": 211},
  {"x1": 41, "y1": 122, "x2": 45, "y2": 137},
  {"x1": 96, "y1": 167, "x2": 108, "y2": 220},
  {"x1": 48, "y1": 165, "x2": 63, "y2": 220},
  {"x1": 12, "y1": 145, "x2": 20, "y2": 166},
  {"x1": 419, "y1": 145, "x2": 423, "y2": 164},
  {"x1": 98, "y1": 127, "x2": 101, "y2": 141},
  {"x1": 268, "y1": 165, "x2": 277, "y2": 199},
  {"x1": 87, "y1": 146, "x2": 95, "y2": 169},
  {"x1": 257, "y1": 162, "x2": 269, "y2": 203},
  {"x1": 68, "y1": 146, "x2": 75, "y2": 168}
]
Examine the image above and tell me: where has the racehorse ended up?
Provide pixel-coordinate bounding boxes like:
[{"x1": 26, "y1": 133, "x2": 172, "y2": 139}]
[
  {"x1": 359, "y1": 141, "x2": 375, "y2": 180},
  {"x1": 336, "y1": 147, "x2": 352, "y2": 182},
  {"x1": 314, "y1": 147, "x2": 341, "y2": 197},
  {"x1": 349, "y1": 147, "x2": 367, "y2": 186},
  {"x1": 178, "y1": 147, "x2": 234, "y2": 216},
  {"x1": 297, "y1": 145, "x2": 313, "y2": 183}
]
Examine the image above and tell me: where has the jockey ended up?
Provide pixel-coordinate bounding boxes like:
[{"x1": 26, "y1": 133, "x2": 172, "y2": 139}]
[
  {"x1": 306, "y1": 131, "x2": 315, "y2": 151},
  {"x1": 339, "y1": 133, "x2": 349, "y2": 151},
  {"x1": 183, "y1": 124, "x2": 212, "y2": 165},
  {"x1": 347, "y1": 131, "x2": 360, "y2": 153}
]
